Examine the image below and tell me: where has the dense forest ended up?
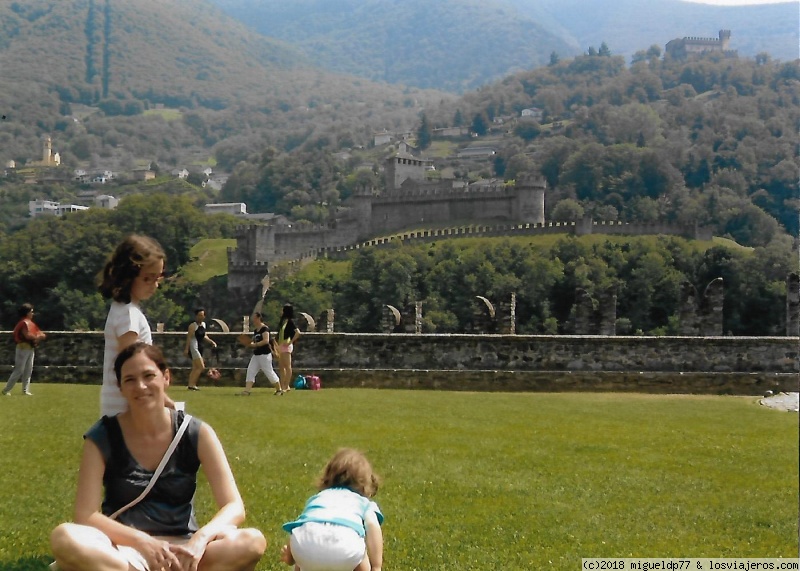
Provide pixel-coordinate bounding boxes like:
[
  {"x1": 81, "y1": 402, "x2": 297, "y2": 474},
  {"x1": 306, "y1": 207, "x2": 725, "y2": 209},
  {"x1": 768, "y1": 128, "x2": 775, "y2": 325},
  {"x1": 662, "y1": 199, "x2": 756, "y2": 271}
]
[
  {"x1": 222, "y1": 51, "x2": 800, "y2": 246},
  {"x1": 0, "y1": 191, "x2": 793, "y2": 337},
  {"x1": 260, "y1": 234, "x2": 794, "y2": 336},
  {"x1": 0, "y1": 191, "x2": 239, "y2": 332}
]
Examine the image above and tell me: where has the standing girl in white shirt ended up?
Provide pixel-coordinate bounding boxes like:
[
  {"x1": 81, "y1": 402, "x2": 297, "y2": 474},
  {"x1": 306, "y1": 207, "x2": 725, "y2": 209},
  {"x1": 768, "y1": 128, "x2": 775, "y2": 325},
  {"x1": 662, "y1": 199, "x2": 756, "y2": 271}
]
[{"x1": 98, "y1": 234, "x2": 171, "y2": 417}]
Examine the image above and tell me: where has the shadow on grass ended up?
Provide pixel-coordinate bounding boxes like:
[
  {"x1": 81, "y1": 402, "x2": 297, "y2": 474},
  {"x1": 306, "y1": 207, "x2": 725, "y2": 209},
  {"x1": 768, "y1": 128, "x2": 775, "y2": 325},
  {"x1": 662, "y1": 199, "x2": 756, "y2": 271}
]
[{"x1": 1, "y1": 556, "x2": 53, "y2": 570}]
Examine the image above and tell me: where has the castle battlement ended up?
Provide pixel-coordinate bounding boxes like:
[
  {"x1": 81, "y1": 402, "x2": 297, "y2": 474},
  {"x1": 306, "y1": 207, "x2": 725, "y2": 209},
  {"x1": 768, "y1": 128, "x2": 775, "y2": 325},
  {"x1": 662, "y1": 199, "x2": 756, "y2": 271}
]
[
  {"x1": 227, "y1": 147, "x2": 707, "y2": 295},
  {"x1": 275, "y1": 222, "x2": 335, "y2": 234},
  {"x1": 228, "y1": 260, "x2": 269, "y2": 268},
  {"x1": 374, "y1": 187, "x2": 514, "y2": 201},
  {"x1": 665, "y1": 29, "x2": 733, "y2": 59},
  {"x1": 373, "y1": 181, "x2": 542, "y2": 202},
  {"x1": 315, "y1": 219, "x2": 710, "y2": 262}
]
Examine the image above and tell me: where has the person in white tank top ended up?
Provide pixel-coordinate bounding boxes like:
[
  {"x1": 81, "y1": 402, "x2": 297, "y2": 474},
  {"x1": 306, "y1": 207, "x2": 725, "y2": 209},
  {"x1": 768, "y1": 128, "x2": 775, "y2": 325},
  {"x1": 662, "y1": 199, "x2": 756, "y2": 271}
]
[{"x1": 98, "y1": 234, "x2": 172, "y2": 417}]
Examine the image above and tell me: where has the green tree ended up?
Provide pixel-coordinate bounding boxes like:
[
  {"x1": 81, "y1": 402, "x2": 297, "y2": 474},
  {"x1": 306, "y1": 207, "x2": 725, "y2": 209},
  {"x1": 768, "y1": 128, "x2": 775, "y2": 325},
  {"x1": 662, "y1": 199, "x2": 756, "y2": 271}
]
[
  {"x1": 513, "y1": 118, "x2": 541, "y2": 142},
  {"x1": 416, "y1": 112, "x2": 432, "y2": 149},
  {"x1": 551, "y1": 199, "x2": 584, "y2": 221},
  {"x1": 470, "y1": 112, "x2": 489, "y2": 136}
]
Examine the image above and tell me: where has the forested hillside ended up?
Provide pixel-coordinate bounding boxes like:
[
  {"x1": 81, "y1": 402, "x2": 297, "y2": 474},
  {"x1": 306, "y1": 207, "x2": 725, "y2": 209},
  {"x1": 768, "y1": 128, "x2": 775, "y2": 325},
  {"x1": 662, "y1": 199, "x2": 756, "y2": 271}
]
[
  {"x1": 209, "y1": 0, "x2": 576, "y2": 92},
  {"x1": 223, "y1": 51, "x2": 800, "y2": 247},
  {"x1": 0, "y1": 2, "x2": 796, "y2": 336},
  {"x1": 210, "y1": 0, "x2": 799, "y2": 92},
  {"x1": 0, "y1": 0, "x2": 453, "y2": 199}
]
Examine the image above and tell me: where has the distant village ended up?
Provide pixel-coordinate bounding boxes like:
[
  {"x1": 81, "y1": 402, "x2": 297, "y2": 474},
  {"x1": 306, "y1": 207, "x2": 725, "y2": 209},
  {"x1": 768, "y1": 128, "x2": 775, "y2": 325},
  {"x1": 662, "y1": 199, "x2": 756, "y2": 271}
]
[
  {"x1": 6, "y1": 29, "x2": 736, "y2": 222},
  {"x1": 4, "y1": 135, "x2": 235, "y2": 219}
]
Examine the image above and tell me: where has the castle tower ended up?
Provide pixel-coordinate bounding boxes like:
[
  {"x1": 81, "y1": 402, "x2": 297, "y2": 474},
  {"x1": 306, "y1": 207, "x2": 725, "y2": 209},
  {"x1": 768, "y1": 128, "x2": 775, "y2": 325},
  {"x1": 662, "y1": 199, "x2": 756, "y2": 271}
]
[
  {"x1": 227, "y1": 224, "x2": 276, "y2": 296},
  {"x1": 43, "y1": 136, "x2": 52, "y2": 164},
  {"x1": 351, "y1": 184, "x2": 375, "y2": 239},
  {"x1": 514, "y1": 173, "x2": 546, "y2": 225},
  {"x1": 384, "y1": 153, "x2": 433, "y2": 193},
  {"x1": 719, "y1": 29, "x2": 731, "y2": 51}
]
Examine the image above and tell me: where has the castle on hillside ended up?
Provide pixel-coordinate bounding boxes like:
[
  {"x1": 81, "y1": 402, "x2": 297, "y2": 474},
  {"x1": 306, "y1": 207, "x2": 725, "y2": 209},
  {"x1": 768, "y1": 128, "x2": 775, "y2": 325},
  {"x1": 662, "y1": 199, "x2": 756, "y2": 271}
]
[
  {"x1": 227, "y1": 150, "x2": 712, "y2": 301},
  {"x1": 665, "y1": 29, "x2": 735, "y2": 59},
  {"x1": 227, "y1": 152, "x2": 547, "y2": 297}
]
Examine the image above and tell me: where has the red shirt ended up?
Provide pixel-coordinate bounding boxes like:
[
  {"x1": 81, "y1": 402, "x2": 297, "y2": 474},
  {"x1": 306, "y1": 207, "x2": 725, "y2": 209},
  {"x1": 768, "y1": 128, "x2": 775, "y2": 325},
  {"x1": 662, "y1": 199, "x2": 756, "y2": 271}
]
[{"x1": 13, "y1": 318, "x2": 43, "y2": 345}]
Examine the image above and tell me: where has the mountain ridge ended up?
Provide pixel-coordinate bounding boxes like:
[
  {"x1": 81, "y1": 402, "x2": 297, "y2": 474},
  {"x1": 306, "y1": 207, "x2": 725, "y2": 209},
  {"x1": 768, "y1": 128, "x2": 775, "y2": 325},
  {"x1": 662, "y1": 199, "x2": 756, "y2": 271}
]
[
  {"x1": 0, "y1": 0, "x2": 452, "y2": 167},
  {"x1": 210, "y1": 0, "x2": 799, "y2": 92},
  {"x1": 208, "y1": 0, "x2": 577, "y2": 93},
  {"x1": 511, "y1": 0, "x2": 799, "y2": 62}
]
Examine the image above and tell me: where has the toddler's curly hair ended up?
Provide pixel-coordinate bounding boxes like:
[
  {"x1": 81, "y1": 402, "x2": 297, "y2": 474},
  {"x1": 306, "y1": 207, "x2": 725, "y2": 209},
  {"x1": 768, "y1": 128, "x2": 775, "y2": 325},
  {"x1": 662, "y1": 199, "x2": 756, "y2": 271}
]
[{"x1": 317, "y1": 448, "x2": 380, "y2": 498}]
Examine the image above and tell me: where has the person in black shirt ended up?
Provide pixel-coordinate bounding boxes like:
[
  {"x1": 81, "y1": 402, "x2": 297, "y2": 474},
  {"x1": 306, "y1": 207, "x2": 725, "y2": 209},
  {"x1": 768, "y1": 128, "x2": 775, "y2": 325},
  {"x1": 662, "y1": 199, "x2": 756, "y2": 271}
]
[
  {"x1": 185, "y1": 308, "x2": 217, "y2": 391},
  {"x1": 50, "y1": 342, "x2": 266, "y2": 571},
  {"x1": 238, "y1": 312, "x2": 280, "y2": 396}
]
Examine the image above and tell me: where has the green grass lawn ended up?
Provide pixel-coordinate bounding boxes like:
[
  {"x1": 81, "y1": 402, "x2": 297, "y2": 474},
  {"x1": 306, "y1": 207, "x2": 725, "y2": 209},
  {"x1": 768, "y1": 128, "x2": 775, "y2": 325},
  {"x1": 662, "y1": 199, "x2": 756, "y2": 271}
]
[
  {"x1": 0, "y1": 387, "x2": 796, "y2": 570},
  {"x1": 179, "y1": 238, "x2": 238, "y2": 283}
]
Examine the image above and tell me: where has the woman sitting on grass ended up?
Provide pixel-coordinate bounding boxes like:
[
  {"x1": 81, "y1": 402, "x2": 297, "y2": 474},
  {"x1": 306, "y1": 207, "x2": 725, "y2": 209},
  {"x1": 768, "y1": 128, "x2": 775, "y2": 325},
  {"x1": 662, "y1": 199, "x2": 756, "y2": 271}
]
[
  {"x1": 50, "y1": 342, "x2": 266, "y2": 571},
  {"x1": 280, "y1": 448, "x2": 383, "y2": 571}
]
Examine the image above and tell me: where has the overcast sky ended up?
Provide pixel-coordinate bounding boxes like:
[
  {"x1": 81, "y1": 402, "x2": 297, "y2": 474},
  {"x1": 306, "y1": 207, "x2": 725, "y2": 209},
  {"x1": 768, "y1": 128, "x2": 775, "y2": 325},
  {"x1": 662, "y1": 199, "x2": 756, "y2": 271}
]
[{"x1": 682, "y1": 0, "x2": 797, "y2": 5}]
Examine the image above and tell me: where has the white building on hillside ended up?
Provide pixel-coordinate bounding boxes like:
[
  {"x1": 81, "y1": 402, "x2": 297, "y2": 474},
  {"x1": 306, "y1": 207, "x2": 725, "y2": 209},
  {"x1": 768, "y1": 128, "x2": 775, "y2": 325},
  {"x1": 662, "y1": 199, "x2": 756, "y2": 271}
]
[
  {"x1": 95, "y1": 194, "x2": 119, "y2": 209},
  {"x1": 57, "y1": 204, "x2": 89, "y2": 215},
  {"x1": 521, "y1": 107, "x2": 543, "y2": 121},
  {"x1": 29, "y1": 200, "x2": 60, "y2": 217},
  {"x1": 205, "y1": 202, "x2": 247, "y2": 215}
]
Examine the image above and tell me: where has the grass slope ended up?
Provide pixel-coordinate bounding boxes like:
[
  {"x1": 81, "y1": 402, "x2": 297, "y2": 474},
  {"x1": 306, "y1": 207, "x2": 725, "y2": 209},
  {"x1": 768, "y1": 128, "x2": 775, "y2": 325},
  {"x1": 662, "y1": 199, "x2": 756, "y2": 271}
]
[
  {"x1": 179, "y1": 238, "x2": 238, "y2": 283},
  {"x1": 0, "y1": 386, "x2": 796, "y2": 570}
]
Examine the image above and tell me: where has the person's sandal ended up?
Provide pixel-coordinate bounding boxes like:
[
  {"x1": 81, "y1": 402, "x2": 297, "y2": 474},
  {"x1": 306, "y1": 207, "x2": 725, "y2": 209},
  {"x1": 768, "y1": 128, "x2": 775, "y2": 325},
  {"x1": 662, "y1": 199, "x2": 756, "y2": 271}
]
[{"x1": 273, "y1": 389, "x2": 284, "y2": 395}]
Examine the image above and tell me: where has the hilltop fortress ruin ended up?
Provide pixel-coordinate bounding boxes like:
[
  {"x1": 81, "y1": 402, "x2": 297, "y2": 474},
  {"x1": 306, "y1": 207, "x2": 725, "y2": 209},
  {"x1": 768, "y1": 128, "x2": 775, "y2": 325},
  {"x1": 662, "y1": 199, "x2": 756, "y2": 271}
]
[
  {"x1": 665, "y1": 29, "x2": 735, "y2": 59},
  {"x1": 227, "y1": 151, "x2": 710, "y2": 298}
]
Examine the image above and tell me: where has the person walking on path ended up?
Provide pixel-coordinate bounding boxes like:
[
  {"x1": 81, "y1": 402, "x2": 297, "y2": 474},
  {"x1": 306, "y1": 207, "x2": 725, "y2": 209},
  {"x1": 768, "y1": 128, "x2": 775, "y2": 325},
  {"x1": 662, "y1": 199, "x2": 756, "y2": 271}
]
[
  {"x1": 3, "y1": 303, "x2": 46, "y2": 396},
  {"x1": 185, "y1": 308, "x2": 217, "y2": 391},
  {"x1": 98, "y1": 234, "x2": 173, "y2": 417},
  {"x1": 276, "y1": 304, "x2": 301, "y2": 394},
  {"x1": 238, "y1": 312, "x2": 280, "y2": 396}
]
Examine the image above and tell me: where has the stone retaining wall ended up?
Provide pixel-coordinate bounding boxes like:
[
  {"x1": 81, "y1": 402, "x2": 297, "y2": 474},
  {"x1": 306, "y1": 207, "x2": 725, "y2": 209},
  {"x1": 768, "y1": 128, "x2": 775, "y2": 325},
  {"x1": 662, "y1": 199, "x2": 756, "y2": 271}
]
[{"x1": 1, "y1": 332, "x2": 797, "y2": 395}]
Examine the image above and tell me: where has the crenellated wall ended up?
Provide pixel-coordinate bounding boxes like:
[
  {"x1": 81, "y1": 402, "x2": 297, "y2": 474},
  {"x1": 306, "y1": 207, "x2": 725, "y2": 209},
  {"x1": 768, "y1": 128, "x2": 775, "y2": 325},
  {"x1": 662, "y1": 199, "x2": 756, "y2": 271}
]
[
  {"x1": 227, "y1": 149, "x2": 713, "y2": 297},
  {"x1": 317, "y1": 219, "x2": 709, "y2": 260},
  {"x1": 1, "y1": 332, "x2": 796, "y2": 395},
  {"x1": 226, "y1": 168, "x2": 552, "y2": 294}
]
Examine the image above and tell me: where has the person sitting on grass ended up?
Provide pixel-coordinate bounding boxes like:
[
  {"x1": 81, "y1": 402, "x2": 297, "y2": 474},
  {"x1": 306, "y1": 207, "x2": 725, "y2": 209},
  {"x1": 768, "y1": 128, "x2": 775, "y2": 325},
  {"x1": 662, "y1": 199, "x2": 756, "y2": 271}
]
[
  {"x1": 280, "y1": 448, "x2": 383, "y2": 571},
  {"x1": 50, "y1": 342, "x2": 266, "y2": 571}
]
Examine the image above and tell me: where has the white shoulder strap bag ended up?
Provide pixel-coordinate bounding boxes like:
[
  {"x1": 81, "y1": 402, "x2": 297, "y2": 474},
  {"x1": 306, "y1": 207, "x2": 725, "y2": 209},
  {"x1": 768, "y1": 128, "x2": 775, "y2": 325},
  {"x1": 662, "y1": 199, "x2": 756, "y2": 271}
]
[{"x1": 109, "y1": 413, "x2": 193, "y2": 520}]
